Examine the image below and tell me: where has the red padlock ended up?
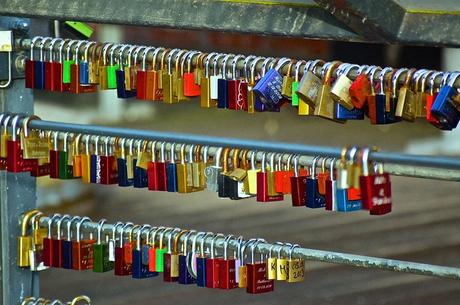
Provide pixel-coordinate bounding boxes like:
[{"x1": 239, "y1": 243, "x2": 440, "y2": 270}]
[
  {"x1": 156, "y1": 142, "x2": 168, "y2": 191},
  {"x1": 163, "y1": 228, "x2": 182, "y2": 283},
  {"x1": 219, "y1": 235, "x2": 238, "y2": 289},
  {"x1": 136, "y1": 47, "x2": 153, "y2": 100},
  {"x1": 349, "y1": 67, "x2": 372, "y2": 109},
  {"x1": 290, "y1": 156, "x2": 308, "y2": 207},
  {"x1": 0, "y1": 114, "x2": 12, "y2": 170},
  {"x1": 148, "y1": 227, "x2": 165, "y2": 272},
  {"x1": 44, "y1": 38, "x2": 61, "y2": 91},
  {"x1": 52, "y1": 39, "x2": 69, "y2": 92},
  {"x1": 317, "y1": 157, "x2": 330, "y2": 196},
  {"x1": 114, "y1": 222, "x2": 134, "y2": 276},
  {"x1": 325, "y1": 159, "x2": 338, "y2": 211},
  {"x1": 257, "y1": 153, "x2": 284, "y2": 202},
  {"x1": 43, "y1": 214, "x2": 62, "y2": 267},
  {"x1": 183, "y1": 52, "x2": 201, "y2": 97},
  {"x1": 246, "y1": 240, "x2": 274, "y2": 294},
  {"x1": 206, "y1": 234, "x2": 223, "y2": 288},
  {"x1": 49, "y1": 131, "x2": 60, "y2": 178},
  {"x1": 426, "y1": 71, "x2": 443, "y2": 124},
  {"x1": 100, "y1": 137, "x2": 118, "y2": 185},
  {"x1": 147, "y1": 141, "x2": 159, "y2": 191},
  {"x1": 71, "y1": 217, "x2": 96, "y2": 270},
  {"x1": 7, "y1": 115, "x2": 37, "y2": 173},
  {"x1": 366, "y1": 67, "x2": 381, "y2": 124},
  {"x1": 359, "y1": 147, "x2": 392, "y2": 215},
  {"x1": 227, "y1": 55, "x2": 245, "y2": 110}
]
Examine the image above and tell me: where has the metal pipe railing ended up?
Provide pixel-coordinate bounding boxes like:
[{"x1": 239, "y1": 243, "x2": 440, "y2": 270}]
[{"x1": 37, "y1": 215, "x2": 460, "y2": 280}]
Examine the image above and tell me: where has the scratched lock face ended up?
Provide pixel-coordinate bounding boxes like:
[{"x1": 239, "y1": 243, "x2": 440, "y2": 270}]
[{"x1": 204, "y1": 166, "x2": 219, "y2": 192}]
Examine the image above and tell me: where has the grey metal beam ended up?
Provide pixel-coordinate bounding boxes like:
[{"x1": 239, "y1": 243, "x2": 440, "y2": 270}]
[
  {"x1": 314, "y1": 0, "x2": 460, "y2": 46},
  {"x1": 18, "y1": 118, "x2": 460, "y2": 180},
  {"x1": 37, "y1": 216, "x2": 460, "y2": 280},
  {"x1": 0, "y1": 79, "x2": 38, "y2": 303},
  {"x1": 0, "y1": 0, "x2": 364, "y2": 42}
]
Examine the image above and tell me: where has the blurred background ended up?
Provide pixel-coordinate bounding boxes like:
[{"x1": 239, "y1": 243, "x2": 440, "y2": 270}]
[{"x1": 33, "y1": 22, "x2": 460, "y2": 305}]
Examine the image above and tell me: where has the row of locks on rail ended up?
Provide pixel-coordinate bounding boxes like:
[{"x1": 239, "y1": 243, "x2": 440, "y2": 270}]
[
  {"x1": 21, "y1": 296, "x2": 91, "y2": 305},
  {"x1": 18, "y1": 211, "x2": 306, "y2": 294},
  {"x1": 1, "y1": 114, "x2": 392, "y2": 215},
  {"x1": 24, "y1": 37, "x2": 460, "y2": 129}
]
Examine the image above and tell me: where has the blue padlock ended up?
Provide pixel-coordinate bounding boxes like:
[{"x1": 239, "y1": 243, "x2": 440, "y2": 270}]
[
  {"x1": 431, "y1": 72, "x2": 460, "y2": 130},
  {"x1": 253, "y1": 58, "x2": 290, "y2": 109},
  {"x1": 336, "y1": 104, "x2": 365, "y2": 120},
  {"x1": 90, "y1": 136, "x2": 101, "y2": 184},
  {"x1": 166, "y1": 143, "x2": 178, "y2": 192},
  {"x1": 34, "y1": 37, "x2": 51, "y2": 89},
  {"x1": 133, "y1": 141, "x2": 148, "y2": 188},
  {"x1": 178, "y1": 231, "x2": 197, "y2": 284},
  {"x1": 117, "y1": 139, "x2": 134, "y2": 187},
  {"x1": 306, "y1": 157, "x2": 326, "y2": 209},
  {"x1": 217, "y1": 54, "x2": 233, "y2": 109},
  {"x1": 336, "y1": 188, "x2": 362, "y2": 212},
  {"x1": 116, "y1": 45, "x2": 136, "y2": 98},
  {"x1": 62, "y1": 216, "x2": 81, "y2": 269},
  {"x1": 196, "y1": 232, "x2": 212, "y2": 287},
  {"x1": 79, "y1": 41, "x2": 94, "y2": 85},
  {"x1": 133, "y1": 225, "x2": 158, "y2": 279}
]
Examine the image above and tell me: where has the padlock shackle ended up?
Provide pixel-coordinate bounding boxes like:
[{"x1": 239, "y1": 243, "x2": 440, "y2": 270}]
[
  {"x1": 180, "y1": 50, "x2": 193, "y2": 75},
  {"x1": 288, "y1": 244, "x2": 300, "y2": 260},
  {"x1": 22, "y1": 115, "x2": 41, "y2": 138},
  {"x1": 242, "y1": 55, "x2": 255, "y2": 81},
  {"x1": 117, "y1": 44, "x2": 130, "y2": 69},
  {"x1": 48, "y1": 37, "x2": 62, "y2": 63},
  {"x1": 204, "y1": 52, "x2": 218, "y2": 78},
  {"x1": 66, "y1": 216, "x2": 81, "y2": 241},
  {"x1": 70, "y1": 295, "x2": 91, "y2": 305},
  {"x1": 125, "y1": 45, "x2": 137, "y2": 68},
  {"x1": 182, "y1": 230, "x2": 196, "y2": 255},
  {"x1": 11, "y1": 114, "x2": 23, "y2": 142},
  {"x1": 187, "y1": 144, "x2": 195, "y2": 164},
  {"x1": 96, "y1": 218, "x2": 106, "y2": 245},
  {"x1": 160, "y1": 141, "x2": 166, "y2": 162},
  {"x1": 221, "y1": 53, "x2": 234, "y2": 80},
  {"x1": 173, "y1": 229, "x2": 188, "y2": 254},
  {"x1": 214, "y1": 147, "x2": 223, "y2": 167},
  {"x1": 210, "y1": 233, "x2": 224, "y2": 259},
  {"x1": 136, "y1": 224, "x2": 151, "y2": 250},
  {"x1": 310, "y1": 156, "x2": 319, "y2": 177},
  {"x1": 47, "y1": 213, "x2": 62, "y2": 239},
  {"x1": 211, "y1": 53, "x2": 225, "y2": 76},
  {"x1": 378, "y1": 67, "x2": 393, "y2": 95},
  {"x1": 250, "y1": 239, "x2": 265, "y2": 264},
  {"x1": 169, "y1": 142, "x2": 176, "y2": 164},
  {"x1": 111, "y1": 221, "x2": 124, "y2": 243},
  {"x1": 56, "y1": 214, "x2": 70, "y2": 240},
  {"x1": 392, "y1": 68, "x2": 408, "y2": 97},
  {"x1": 132, "y1": 45, "x2": 147, "y2": 67},
  {"x1": 150, "y1": 226, "x2": 165, "y2": 247},
  {"x1": 150, "y1": 141, "x2": 157, "y2": 162},
  {"x1": 76, "y1": 216, "x2": 91, "y2": 242},
  {"x1": 240, "y1": 238, "x2": 256, "y2": 266},
  {"x1": 223, "y1": 234, "x2": 235, "y2": 260},
  {"x1": 21, "y1": 209, "x2": 40, "y2": 237},
  {"x1": 141, "y1": 46, "x2": 155, "y2": 71},
  {"x1": 151, "y1": 47, "x2": 164, "y2": 71},
  {"x1": 231, "y1": 54, "x2": 245, "y2": 79},
  {"x1": 278, "y1": 242, "x2": 291, "y2": 259},
  {"x1": 428, "y1": 71, "x2": 443, "y2": 95},
  {"x1": 119, "y1": 222, "x2": 134, "y2": 246},
  {"x1": 249, "y1": 57, "x2": 264, "y2": 83},
  {"x1": 167, "y1": 228, "x2": 181, "y2": 254},
  {"x1": 260, "y1": 57, "x2": 275, "y2": 77},
  {"x1": 200, "y1": 232, "x2": 214, "y2": 257}
]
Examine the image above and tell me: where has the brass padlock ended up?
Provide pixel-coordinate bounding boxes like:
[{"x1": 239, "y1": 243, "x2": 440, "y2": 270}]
[
  {"x1": 396, "y1": 68, "x2": 416, "y2": 121},
  {"x1": 286, "y1": 244, "x2": 305, "y2": 283},
  {"x1": 89, "y1": 43, "x2": 102, "y2": 84},
  {"x1": 18, "y1": 209, "x2": 40, "y2": 267},
  {"x1": 176, "y1": 144, "x2": 190, "y2": 193},
  {"x1": 98, "y1": 43, "x2": 113, "y2": 90},
  {"x1": 331, "y1": 63, "x2": 360, "y2": 110},
  {"x1": 281, "y1": 60, "x2": 295, "y2": 98},
  {"x1": 192, "y1": 145, "x2": 206, "y2": 189},
  {"x1": 314, "y1": 61, "x2": 343, "y2": 122},
  {"x1": 296, "y1": 59, "x2": 324, "y2": 109}
]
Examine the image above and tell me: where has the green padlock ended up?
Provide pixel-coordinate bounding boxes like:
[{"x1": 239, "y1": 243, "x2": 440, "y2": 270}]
[
  {"x1": 93, "y1": 219, "x2": 114, "y2": 273},
  {"x1": 63, "y1": 40, "x2": 77, "y2": 84},
  {"x1": 107, "y1": 44, "x2": 122, "y2": 89},
  {"x1": 155, "y1": 228, "x2": 172, "y2": 272},
  {"x1": 291, "y1": 60, "x2": 305, "y2": 107},
  {"x1": 58, "y1": 132, "x2": 74, "y2": 179}
]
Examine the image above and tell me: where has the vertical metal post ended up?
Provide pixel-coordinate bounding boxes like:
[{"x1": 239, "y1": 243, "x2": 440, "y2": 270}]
[{"x1": 0, "y1": 70, "x2": 38, "y2": 302}]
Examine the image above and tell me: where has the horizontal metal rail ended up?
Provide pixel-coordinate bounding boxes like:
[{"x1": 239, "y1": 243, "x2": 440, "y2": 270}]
[
  {"x1": 14, "y1": 117, "x2": 460, "y2": 180},
  {"x1": 37, "y1": 216, "x2": 460, "y2": 280}
]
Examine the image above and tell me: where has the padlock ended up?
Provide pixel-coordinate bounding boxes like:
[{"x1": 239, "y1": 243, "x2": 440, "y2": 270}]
[
  {"x1": 291, "y1": 156, "x2": 308, "y2": 207},
  {"x1": 90, "y1": 136, "x2": 101, "y2": 184},
  {"x1": 34, "y1": 37, "x2": 51, "y2": 90},
  {"x1": 218, "y1": 235, "x2": 238, "y2": 289},
  {"x1": 44, "y1": 38, "x2": 61, "y2": 91},
  {"x1": 295, "y1": 59, "x2": 324, "y2": 109},
  {"x1": 238, "y1": 239, "x2": 257, "y2": 288},
  {"x1": 204, "y1": 147, "x2": 223, "y2": 192},
  {"x1": 107, "y1": 44, "x2": 122, "y2": 89},
  {"x1": 266, "y1": 243, "x2": 282, "y2": 280},
  {"x1": 217, "y1": 54, "x2": 233, "y2": 109},
  {"x1": 8, "y1": 115, "x2": 37, "y2": 173},
  {"x1": 58, "y1": 132, "x2": 74, "y2": 179},
  {"x1": 116, "y1": 138, "x2": 133, "y2": 187},
  {"x1": 124, "y1": 225, "x2": 139, "y2": 267},
  {"x1": 130, "y1": 46, "x2": 147, "y2": 91},
  {"x1": 176, "y1": 144, "x2": 192, "y2": 193},
  {"x1": 210, "y1": 53, "x2": 224, "y2": 103},
  {"x1": 29, "y1": 213, "x2": 49, "y2": 271},
  {"x1": 98, "y1": 43, "x2": 113, "y2": 90},
  {"x1": 206, "y1": 234, "x2": 224, "y2": 288},
  {"x1": 337, "y1": 147, "x2": 362, "y2": 212},
  {"x1": 266, "y1": 153, "x2": 284, "y2": 198},
  {"x1": 21, "y1": 116, "x2": 49, "y2": 175},
  {"x1": 370, "y1": 67, "x2": 393, "y2": 124},
  {"x1": 217, "y1": 148, "x2": 232, "y2": 198},
  {"x1": 80, "y1": 135, "x2": 92, "y2": 184},
  {"x1": 184, "y1": 52, "x2": 201, "y2": 97},
  {"x1": 116, "y1": 44, "x2": 136, "y2": 99},
  {"x1": 100, "y1": 137, "x2": 118, "y2": 184},
  {"x1": 395, "y1": 68, "x2": 417, "y2": 122},
  {"x1": 413, "y1": 69, "x2": 429, "y2": 118},
  {"x1": 70, "y1": 41, "x2": 97, "y2": 94},
  {"x1": 150, "y1": 48, "x2": 165, "y2": 100},
  {"x1": 136, "y1": 47, "x2": 154, "y2": 100},
  {"x1": 331, "y1": 63, "x2": 359, "y2": 110},
  {"x1": 155, "y1": 228, "x2": 173, "y2": 273},
  {"x1": 62, "y1": 40, "x2": 78, "y2": 92},
  {"x1": 133, "y1": 224, "x2": 158, "y2": 279},
  {"x1": 306, "y1": 157, "x2": 326, "y2": 208},
  {"x1": 0, "y1": 114, "x2": 12, "y2": 170},
  {"x1": 426, "y1": 72, "x2": 444, "y2": 126},
  {"x1": 227, "y1": 55, "x2": 245, "y2": 110},
  {"x1": 69, "y1": 295, "x2": 91, "y2": 305},
  {"x1": 133, "y1": 140, "x2": 149, "y2": 188},
  {"x1": 72, "y1": 134, "x2": 83, "y2": 178},
  {"x1": 147, "y1": 141, "x2": 159, "y2": 191},
  {"x1": 228, "y1": 149, "x2": 250, "y2": 200},
  {"x1": 108, "y1": 222, "x2": 123, "y2": 264},
  {"x1": 246, "y1": 57, "x2": 264, "y2": 113},
  {"x1": 184, "y1": 144, "x2": 203, "y2": 192},
  {"x1": 192, "y1": 145, "x2": 206, "y2": 189},
  {"x1": 291, "y1": 60, "x2": 305, "y2": 107},
  {"x1": 17, "y1": 209, "x2": 40, "y2": 267},
  {"x1": 246, "y1": 151, "x2": 260, "y2": 195},
  {"x1": 185, "y1": 231, "x2": 206, "y2": 285},
  {"x1": 324, "y1": 159, "x2": 337, "y2": 211},
  {"x1": 25, "y1": 36, "x2": 43, "y2": 88},
  {"x1": 431, "y1": 72, "x2": 460, "y2": 129},
  {"x1": 114, "y1": 222, "x2": 133, "y2": 276},
  {"x1": 166, "y1": 143, "x2": 178, "y2": 192},
  {"x1": 162, "y1": 49, "x2": 182, "y2": 103},
  {"x1": 51, "y1": 39, "x2": 69, "y2": 92},
  {"x1": 286, "y1": 244, "x2": 305, "y2": 283},
  {"x1": 196, "y1": 232, "x2": 214, "y2": 287},
  {"x1": 388, "y1": 68, "x2": 408, "y2": 124},
  {"x1": 173, "y1": 50, "x2": 188, "y2": 102},
  {"x1": 314, "y1": 61, "x2": 344, "y2": 122},
  {"x1": 349, "y1": 65, "x2": 373, "y2": 109},
  {"x1": 79, "y1": 41, "x2": 95, "y2": 85},
  {"x1": 61, "y1": 216, "x2": 81, "y2": 269},
  {"x1": 274, "y1": 154, "x2": 288, "y2": 194},
  {"x1": 255, "y1": 57, "x2": 277, "y2": 112},
  {"x1": 156, "y1": 142, "x2": 168, "y2": 191},
  {"x1": 275, "y1": 242, "x2": 289, "y2": 281},
  {"x1": 71, "y1": 217, "x2": 95, "y2": 270},
  {"x1": 359, "y1": 147, "x2": 392, "y2": 215},
  {"x1": 178, "y1": 231, "x2": 197, "y2": 284},
  {"x1": 200, "y1": 53, "x2": 218, "y2": 108},
  {"x1": 246, "y1": 240, "x2": 274, "y2": 294},
  {"x1": 88, "y1": 42, "x2": 102, "y2": 85},
  {"x1": 93, "y1": 219, "x2": 114, "y2": 273},
  {"x1": 146, "y1": 226, "x2": 162, "y2": 272},
  {"x1": 317, "y1": 157, "x2": 330, "y2": 196},
  {"x1": 257, "y1": 153, "x2": 283, "y2": 202},
  {"x1": 43, "y1": 214, "x2": 61, "y2": 267},
  {"x1": 163, "y1": 228, "x2": 183, "y2": 282},
  {"x1": 49, "y1": 131, "x2": 60, "y2": 178},
  {"x1": 280, "y1": 60, "x2": 295, "y2": 99},
  {"x1": 51, "y1": 214, "x2": 70, "y2": 268}
]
